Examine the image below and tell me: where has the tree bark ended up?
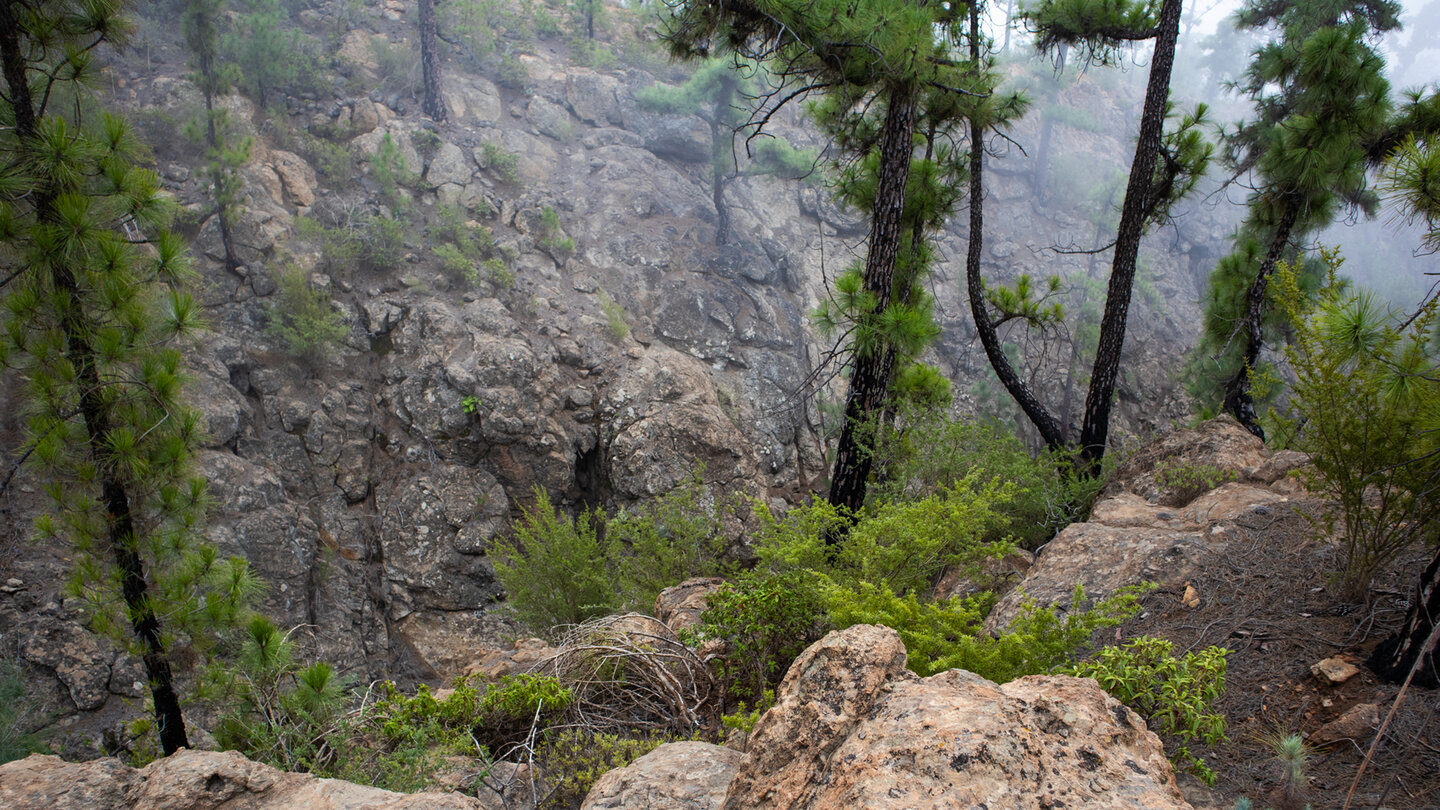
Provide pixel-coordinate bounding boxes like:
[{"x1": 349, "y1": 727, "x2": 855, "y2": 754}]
[
  {"x1": 1, "y1": 12, "x2": 191, "y2": 756},
  {"x1": 1369, "y1": 543, "x2": 1440, "y2": 687},
  {"x1": 1076, "y1": 0, "x2": 1183, "y2": 472},
  {"x1": 825, "y1": 88, "x2": 918, "y2": 522},
  {"x1": 1221, "y1": 202, "x2": 1301, "y2": 439},
  {"x1": 419, "y1": 0, "x2": 447, "y2": 123}
]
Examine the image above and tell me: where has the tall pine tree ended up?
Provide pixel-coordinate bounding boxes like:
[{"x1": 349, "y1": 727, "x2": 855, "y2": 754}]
[
  {"x1": 1, "y1": 0, "x2": 256, "y2": 756},
  {"x1": 1197, "y1": 0, "x2": 1398, "y2": 437}
]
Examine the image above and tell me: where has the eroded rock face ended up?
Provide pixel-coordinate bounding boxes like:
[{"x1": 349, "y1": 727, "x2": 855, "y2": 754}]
[
  {"x1": 580, "y1": 742, "x2": 742, "y2": 810},
  {"x1": 0, "y1": 750, "x2": 494, "y2": 810},
  {"x1": 718, "y1": 625, "x2": 1190, "y2": 810},
  {"x1": 654, "y1": 577, "x2": 726, "y2": 632}
]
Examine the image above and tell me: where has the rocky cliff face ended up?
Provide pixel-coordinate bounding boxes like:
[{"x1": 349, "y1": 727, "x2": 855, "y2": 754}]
[{"x1": 1, "y1": 0, "x2": 1235, "y2": 702}]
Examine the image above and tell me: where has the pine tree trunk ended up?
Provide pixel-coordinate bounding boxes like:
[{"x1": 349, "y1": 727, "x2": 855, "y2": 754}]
[
  {"x1": 419, "y1": 0, "x2": 447, "y2": 123},
  {"x1": 1369, "y1": 544, "x2": 1440, "y2": 687},
  {"x1": 965, "y1": 3, "x2": 1067, "y2": 452},
  {"x1": 198, "y1": 48, "x2": 240, "y2": 273},
  {"x1": 1, "y1": 11, "x2": 191, "y2": 756},
  {"x1": 825, "y1": 88, "x2": 918, "y2": 522},
  {"x1": 1221, "y1": 202, "x2": 1301, "y2": 439},
  {"x1": 1077, "y1": 0, "x2": 1183, "y2": 472}
]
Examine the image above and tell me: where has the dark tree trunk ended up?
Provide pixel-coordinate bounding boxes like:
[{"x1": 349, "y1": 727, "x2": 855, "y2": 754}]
[
  {"x1": 1221, "y1": 202, "x2": 1301, "y2": 439},
  {"x1": 825, "y1": 89, "x2": 918, "y2": 523},
  {"x1": 198, "y1": 49, "x2": 240, "y2": 273},
  {"x1": 710, "y1": 72, "x2": 738, "y2": 246},
  {"x1": 1, "y1": 13, "x2": 191, "y2": 756},
  {"x1": 1369, "y1": 544, "x2": 1440, "y2": 687},
  {"x1": 419, "y1": 0, "x2": 447, "y2": 123},
  {"x1": 965, "y1": 2, "x2": 1067, "y2": 452},
  {"x1": 1076, "y1": 0, "x2": 1183, "y2": 472}
]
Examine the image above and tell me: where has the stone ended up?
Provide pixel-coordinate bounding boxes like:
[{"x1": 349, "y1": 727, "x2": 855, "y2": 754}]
[
  {"x1": 654, "y1": 577, "x2": 726, "y2": 633},
  {"x1": 721, "y1": 625, "x2": 1192, "y2": 810},
  {"x1": 269, "y1": 149, "x2": 317, "y2": 208},
  {"x1": 1311, "y1": 657, "x2": 1361, "y2": 685},
  {"x1": 18, "y1": 617, "x2": 111, "y2": 711},
  {"x1": 580, "y1": 742, "x2": 741, "y2": 810},
  {"x1": 1310, "y1": 702, "x2": 1381, "y2": 747},
  {"x1": 526, "y1": 96, "x2": 576, "y2": 141},
  {"x1": 0, "y1": 750, "x2": 495, "y2": 809},
  {"x1": 425, "y1": 141, "x2": 473, "y2": 188}
]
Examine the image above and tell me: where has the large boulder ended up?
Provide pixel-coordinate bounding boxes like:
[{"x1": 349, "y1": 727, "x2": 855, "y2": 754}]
[
  {"x1": 720, "y1": 625, "x2": 1192, "y2": 810},
  {"x1": 580, "y1": 742, "x2": 742, "y2": 810},
  {"x1": 0, "y1": 750, "x2": 495, "y2": 810}
]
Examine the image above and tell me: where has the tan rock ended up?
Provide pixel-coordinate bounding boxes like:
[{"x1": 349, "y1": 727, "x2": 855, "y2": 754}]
[
  {"x1": 18, "y1": 617, "x2": 111, "y2": 711},
  {"x1": 1310, "y1": 702, "x2": 1380, "y2": 747},
  {"x1": 655, "y1": 577, "x2": 726, "y2": 632},
  {"x1": 580, "y1": 742, "x2": 741, "y2": 810},
  {"x1": 269, "y1": 150, "x2": 317, "y2": 208},
  {"x1": 1310, "y1": 656, "x2": 1361, "y2": 685},
  {"x1": 720, "y1": 625, "x2": 1192, "y2": 810},
  {"x1": 0, "y1": 750, "x2": 493, "y2": 810}
]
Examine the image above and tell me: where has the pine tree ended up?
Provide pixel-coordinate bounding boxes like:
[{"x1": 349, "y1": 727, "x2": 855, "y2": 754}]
[
  {"x1": 419, "y1": 0, "x2": 447, "y2": 123},
  {"x1": 969, "y1": 0, "x2": 1211, "y2": 472},
  {"x1": 183, "y1": 0, "x2": 250, "y2": 272},
  {"x1": 1, "y1": 0, "x2": 256, "y2": 756},
  {"x1": 1196, "y1": 0, "x2": 1398, "y2": 437},
  {"x1": 661, "y1": 0, "x2": 998, "y2": 519},
  {"x1": 636, "y1": 59, "x2": 814, "y2": 246}
]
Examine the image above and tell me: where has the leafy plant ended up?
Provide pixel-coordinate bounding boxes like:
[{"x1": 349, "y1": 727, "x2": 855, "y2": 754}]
[
  {"x1": 1065, "y1": 635, "x2": 1229, "y2": 785},
  {"x1": 538, "y1": 206, "x2": 575, "y2": 262},
  {"x1": 480, "y1": 141, "x2": 521, "y2": 182},
  {"x1": 462, "y1": 395, "x2": 481, "y2": 414},
  {"x1": 370, "y1": 133, "x2": 417, "y2": 208},
  {"x1": 1153, "y1": 459, "x2": 1237, "y2": 507},
  {"x1": 1269, "y1": 253, "x2": 1440, "y2": 599},
  {"x1": 0, "y1": 660, "x2": 41, "y2": 764},
  {"x1": 534, "y1": 730, "x2": 676, "y2": 810},
  {"x1": 597, "y1": 289, "x2": 630, "y2": 341},
  {"x1": 491, "y1": 490, "x2": 618, "y2": 632},
  {"x1": 267, "y1": 265, "x2": 349, "y2": 364}
]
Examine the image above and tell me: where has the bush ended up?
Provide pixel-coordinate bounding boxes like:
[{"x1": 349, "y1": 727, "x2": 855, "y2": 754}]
[
  {"x1": 1153, "y1": 459, "x2": 1236, "y2": 506},
  {"x1": 538, "y1": 206, "x2": 575, "y2": 262},
  {"x1": 1064, "y1": 636, "x2": 1229, "y2": 784},
  {"x1": 869, "y1": 412, "x2": 1108, "y2": 549},
  {"x1": 480, "y1": 142, "x2": 521, "y2": 183},
  {"x1": 267, "y1": 265, "x2": 348, "y2": 364},
  {"x1": 534, "y1": 730, "x2": 675, "y2": 810},
  {"x1": 0, "y1": 660, "x2": 41, "y2": 764},
  {"x1": 597, "y1": 290, "x2": 629, "y2": 341},
  {"x1": 492, "y1": 476, "x2": 736, "y2": 635},
  {"x1": 1269, "y1": 254, "x2": 1440, "y2": 599}
]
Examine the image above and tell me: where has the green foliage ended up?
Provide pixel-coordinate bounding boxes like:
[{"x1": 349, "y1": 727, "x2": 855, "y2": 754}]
[
  {"x1": 1152, "y1": 459, "x2": 1237, "y2": 507},
  {"x1": 267, "y1": 265, "x2": 349, "y2": 364},
  {"x1": 370, "y1": 35, "x2": 420, "y2": 96},
  {"x1": 480, "y1": 142, "x2": 521, "y2": 183},
  {"x1": 492, "y1": 477, "x2": 737, "y2": 635},
  {"x1": 215, "y1": 616, "x2": 349, "y2": 774},
  {"x1": 685, "y1": 569, "x2": 828, "y2": 703},
  {"x1": 1253, "y1": 727, "x2": 1314, "y2": 810},
  {"x1": 428, "y1": 203, "x2": 501, "y2": 287},
  {"x1": 1064, "y1": 636, "x2": 1229, "y2": 784},
  {"x1": 597, "y1": 289, "x2": 630, "y2": 341},
  {"x1": 1268, "y1": 253, "x2": 1440, "y2": 599},
  {"x1": 869, "y1": 413, "x2": 1107, "y2": 549},
  {"x1": 370, "y1": 134, "x2": 417, "y2": 208},
  {"x1": 224, "y1": 0, "x2": 322, "y2": 108},
  {"x1": 492, "y1": 490, "x2": 617, "y2": 632},
  {"x1": 720, "y1": 689, "x2": 774, "y2": 733},
  {"x1": 535, "y1": 730, "x2": 675, "y2": 810},
  {"x1": 462, "y1": 395, "x2": 481, "y2": 414},
  {"x1": 538, "y1": 206, "x2": 575, "y2": 262},
  {"x1": 0, "y1": 660, "x2": 42, "y2": 764}
]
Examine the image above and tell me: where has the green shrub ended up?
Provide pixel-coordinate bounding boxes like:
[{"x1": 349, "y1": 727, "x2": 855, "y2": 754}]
[
  {"x1": 370, "y1": 133, "x2": 416, "y2": 208},
  {"x1": 433, "y1": 243, "x2": 476, "y2": 285},
  {"x1": 0, "y1": 660, "x2": 41, "y2": 764},
  {"x1": 360, "y1": 215, "x2": 406, "y2": 272},
  {"x1": 1064, "y1": 636, "x2": 1229, "y2": 784},
  {"x1": 535, "y1": 730, "x2": 675, "y2": 810},
  {"x1": 1268, "y1": 254, "x2": 1440, "y2": 599},
  {"x1": 597, "y1": 289, "x2": 629, "y2": 341},
  {"x1": 491, "y1": 490, "x2": 618, "y2": 633},
  {"x1": 869, "y1": 412, "x2": 1107, "y2": 549},
  {"x1": 267, "y1": 265, "x2": 348, "y2": 364},
  {"x1": 538, "y1": 206, "x2": 575, "y2": 262},
  {"x1": 684, "y1": 569, "x2": 828, "y2": 703},
  {"x1": 1153, "y1": 459, "x2": 1236, "y2": 506},
  {"x1": 480, "y1": 142, "x2": 521, "y2": 183},
  {"x1": 492, "y1": 476, "x2": 736, "y2": 635},
  {"x1": 483, "y1": 258, "x2": 515, "y2": 289}
]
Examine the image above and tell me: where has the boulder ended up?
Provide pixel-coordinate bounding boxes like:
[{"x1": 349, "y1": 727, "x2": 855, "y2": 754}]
[
  {"x1": 0, "y1": 750, "x2": 495, "y2": 810},
  {"x1": 720, "y1": 625, "x2": 1192, "y2": 810},
  {"x1": 18, "y1": 616, "x2": 111, "y2": 711},
  {"x1": 581, "y1": 742, "x2": 742, "y2": 810},
  {"x1": 655, "y1": 577, "x2": 726, "y2": 632}
]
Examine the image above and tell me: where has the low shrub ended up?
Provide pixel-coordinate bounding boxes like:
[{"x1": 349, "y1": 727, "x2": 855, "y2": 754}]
[
  {"x1": 267, "y1": 265, "x2": 348, "y2": 364},
  {"x1": 1064, "y1": 635, "x2": 1229, "y2": 784}
]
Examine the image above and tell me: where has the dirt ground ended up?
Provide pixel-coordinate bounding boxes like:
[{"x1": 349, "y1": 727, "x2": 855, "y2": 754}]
[{"x1": 1115, "y1": 496, "x2": 1440, "y2": 810}]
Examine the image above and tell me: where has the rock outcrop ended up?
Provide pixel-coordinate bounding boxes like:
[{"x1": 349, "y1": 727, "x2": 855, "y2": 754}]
[
  {"x1": 986, "y1": 417, "x2": 1310, "y2": 631},
  {"x1": 580, "y1": 742, "x2": 742, "y2": 810},
  {"x1": 0, "y1": 750, "x2": 494, "y2": 810}
]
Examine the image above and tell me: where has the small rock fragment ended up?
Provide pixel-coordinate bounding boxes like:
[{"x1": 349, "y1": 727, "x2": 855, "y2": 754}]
[
  {"x1": 1310, "y1": 702, "x2": 1380, "y2": 747},
  {"x1": 1311, "y1": 656, "x2": 1360, "y2": 685},
  {"x1": 1182, "y1": 582, "x2": 1201, "y2": 609}
]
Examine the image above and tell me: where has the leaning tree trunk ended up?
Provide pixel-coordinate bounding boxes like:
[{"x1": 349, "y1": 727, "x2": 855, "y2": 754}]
[
  {"x1": 964, "y1": 1, "x2": 1067, "y2": 452},
  {"x1": 1076, "y1": 0, "x2": 1183, "y2": 472},
  {"x1": 1221, "y1": 202, "x2": 1301, "y2": 440},
  {"x1": 419, "y1": 0, "x2": 447, "y2": 123},
  {"x1": 825, "y1": 88, "x2": 918, "y2": 523},
  {"x1": 1369, "y1": 544, "x2": 1440, "y2": 688}
]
